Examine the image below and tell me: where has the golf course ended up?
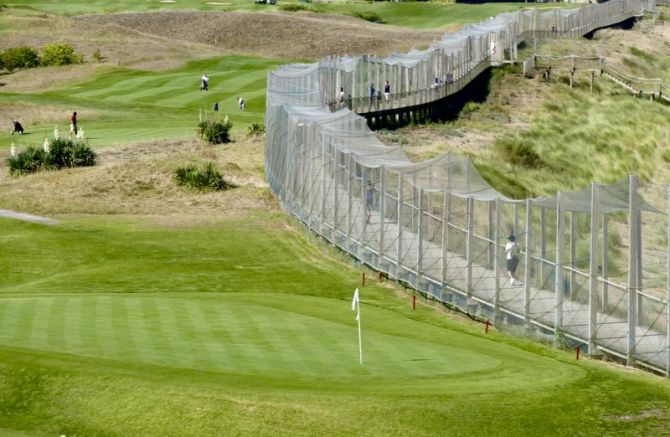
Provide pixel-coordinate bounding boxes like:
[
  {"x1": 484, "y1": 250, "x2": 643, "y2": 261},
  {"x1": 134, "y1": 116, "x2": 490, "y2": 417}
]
[{"x1": 1, "y1": 1, "x2": 670, "y2": 435}]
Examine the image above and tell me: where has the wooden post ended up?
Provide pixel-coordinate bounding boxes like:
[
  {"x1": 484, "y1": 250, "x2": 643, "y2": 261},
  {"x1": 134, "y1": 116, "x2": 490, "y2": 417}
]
[{"x1": 590, "y1": 70, "x2": 595, "y2": 94}]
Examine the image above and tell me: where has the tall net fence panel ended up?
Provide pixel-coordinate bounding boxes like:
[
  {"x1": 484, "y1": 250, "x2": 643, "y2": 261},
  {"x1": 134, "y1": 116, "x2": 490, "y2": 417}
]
[{"x1": 265, "y1": 0, "x2": 669, "y2": 375}]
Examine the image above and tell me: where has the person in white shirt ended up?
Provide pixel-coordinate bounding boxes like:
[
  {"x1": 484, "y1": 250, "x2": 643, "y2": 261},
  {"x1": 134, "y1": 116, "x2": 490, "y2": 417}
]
[
  {"x1": 505, "y1": 234, "x2": 520, "y2": 286},
  {"x1": 200, "y1": 74, "x2": 209, "y2": 91}
]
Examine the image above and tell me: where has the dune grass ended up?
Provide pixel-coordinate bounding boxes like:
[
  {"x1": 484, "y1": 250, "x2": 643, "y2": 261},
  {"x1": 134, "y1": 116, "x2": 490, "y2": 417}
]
[{"x1": 1, "y1": 215, "x2": 670, "y2": 435}]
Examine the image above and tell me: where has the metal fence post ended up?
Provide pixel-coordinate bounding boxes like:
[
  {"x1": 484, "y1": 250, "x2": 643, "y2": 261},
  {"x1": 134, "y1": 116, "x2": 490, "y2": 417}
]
[
  {"x1": 628, "y1": 174, "x2": 638, "y2": 366},
  {"x1": 379, "y1": 168, "x2": 386, "y2": 267},
  {"x1": 494, "y1": 198, "x2": 501, "y2": 325},
  {"x1": 417, "y1": 188, "x2": 424, "y2": 289},
  {"x1": 525, "y1": 199, "x2": 532, "y2": 329},
  {"x1": 397, "y1": 174, "x2": 404, "y2": 279},
  {"x1": 555, "y1": 192, "x2": 564, "y2": 332},
  {"x1": 667, "y1": 184, "x2": 670, "y2": 377},
  {"x1": 466, "y1": 197, "x2": 474, "y2": 297},
  {"x1": 589, "y1": 182, "x2": 599, "y2": 355}
]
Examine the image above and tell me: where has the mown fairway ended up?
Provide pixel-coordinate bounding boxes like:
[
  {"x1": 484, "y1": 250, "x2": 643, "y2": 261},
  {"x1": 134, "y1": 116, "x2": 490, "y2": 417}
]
[{"x1": 0, "y1": 56, "x2": 283, "y2": 149}]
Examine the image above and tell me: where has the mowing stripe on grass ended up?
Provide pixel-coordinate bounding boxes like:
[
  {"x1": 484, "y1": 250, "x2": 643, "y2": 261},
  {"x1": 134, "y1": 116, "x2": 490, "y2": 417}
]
[{"x1": 0, "y1": 294, "x2": 503, "y2": 379}]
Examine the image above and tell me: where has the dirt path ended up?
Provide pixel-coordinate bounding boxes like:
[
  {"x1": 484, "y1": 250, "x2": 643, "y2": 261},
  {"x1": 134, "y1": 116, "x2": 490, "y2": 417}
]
[{"x1": 0, "y1": 209, "x2": 59, "y2": 225}]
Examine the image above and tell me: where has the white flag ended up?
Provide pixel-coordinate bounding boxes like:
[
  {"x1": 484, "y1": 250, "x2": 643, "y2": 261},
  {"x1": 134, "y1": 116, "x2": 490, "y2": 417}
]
[{"x1": 352, "y1": 288, "x2": 360, "y2": 321}]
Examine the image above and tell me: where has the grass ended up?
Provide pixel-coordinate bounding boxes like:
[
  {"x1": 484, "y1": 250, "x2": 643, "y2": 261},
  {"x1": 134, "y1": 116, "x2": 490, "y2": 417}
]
[
  {"x1": 0, "y1": 56, "x2": 285, "y2": 149},
  {"x1": 1, "y1": 3, "x2": 670, "y2": 435},
  {"x1": 1, "y1": 216, "x2": 670, "y2": 435},
  {"x1": 5, "y1": 0, "x2": 578, "y2": 29}
]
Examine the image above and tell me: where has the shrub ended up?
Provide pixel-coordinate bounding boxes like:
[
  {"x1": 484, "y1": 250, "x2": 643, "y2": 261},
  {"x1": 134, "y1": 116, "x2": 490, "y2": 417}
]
[
  {"x1": 41, "y1": 43, "x2": 83, "y2": 66},
  {"x1": 1, "y1": 46, "x2": 39, "y2": 72},
  {"x1": 7, "y1": 146, "x2": 49, "y2": 175},
  {"x1": 92, "y1": 49, "x2": 104, "y2": 63},
  {"x1": 495, "y1": 137, "x2": 544, "y2": 169},
  {"x1": 197, "y1": 116, "x2": 233, "y2": 144},
  {"x1": 49, "y1": 137, "x2": 96, "y2": 168},
  {"x1": 351, "y1": 12, "x2": 384, "y2": 23},
  {"x1": 174, "y1": 162, "x2": 232, "y2": 191},
  {"x1": 279, "y1": 3, "x2": 311, "y2": 11},
  {"x1": 247, "y1": 122, "x2": 265, "y2": 137},
  {"x1": 7, "y1": 138, "x2": 96, "y2": 176},
  {"x1": 461, "y1": 101, "x2": 481, "y2": 115},
  {"x1": 662, "y1": 148, "x2": 670, "y2": 163}
]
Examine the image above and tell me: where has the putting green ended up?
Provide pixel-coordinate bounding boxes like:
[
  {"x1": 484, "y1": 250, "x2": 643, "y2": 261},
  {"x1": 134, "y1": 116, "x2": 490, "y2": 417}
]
[{"x1": 0, "y1": 293, "x2": 497, "y2": 378}]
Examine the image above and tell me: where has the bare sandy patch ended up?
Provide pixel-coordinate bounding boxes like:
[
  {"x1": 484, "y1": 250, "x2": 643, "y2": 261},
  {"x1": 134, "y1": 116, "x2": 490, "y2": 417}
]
[{"x1": 76, "y1": 10, "x2": 443, "y2": 59}]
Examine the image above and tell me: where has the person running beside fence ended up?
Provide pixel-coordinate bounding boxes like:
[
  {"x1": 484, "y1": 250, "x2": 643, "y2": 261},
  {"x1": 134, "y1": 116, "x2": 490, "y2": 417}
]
[{"x1": 383, "y1": 80, "x2": 390, "y2": 100}]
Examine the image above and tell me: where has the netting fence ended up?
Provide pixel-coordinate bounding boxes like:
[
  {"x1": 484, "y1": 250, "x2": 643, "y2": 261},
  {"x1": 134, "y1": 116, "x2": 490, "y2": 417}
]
[{"x1": 265, "y1": 0, "x2": 669, "y2": 375}]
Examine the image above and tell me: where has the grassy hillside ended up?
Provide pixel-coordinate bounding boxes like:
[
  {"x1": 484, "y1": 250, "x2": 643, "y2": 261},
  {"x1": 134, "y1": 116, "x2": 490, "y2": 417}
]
[
  {"x1": 2, "y1": 3, "x2": 670, "y2": 436},
  {"x1": 5, "y1": 1, "x2": 576, "y2": 29},
  {"x1": 1, "y1": 216, "x2": 670, "y2": 435}
]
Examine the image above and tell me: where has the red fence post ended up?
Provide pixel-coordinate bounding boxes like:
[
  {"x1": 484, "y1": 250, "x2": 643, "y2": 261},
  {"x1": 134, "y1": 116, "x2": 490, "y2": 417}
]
[
  {"x1": 412, "y1": 295, "x2": 416, "y2": 310},
  {"x1": 378, "y1": 272, "x2": 383, "y2": 283},
  {"x1": 362, "y1": 272, "x2": 366, "y2": 287},
  {"x1": 576, "y1": 345, "x2": 580, "y2": 360},
  {"x1": 485, "y1": 320, "x2": 490, "y2": 334}
]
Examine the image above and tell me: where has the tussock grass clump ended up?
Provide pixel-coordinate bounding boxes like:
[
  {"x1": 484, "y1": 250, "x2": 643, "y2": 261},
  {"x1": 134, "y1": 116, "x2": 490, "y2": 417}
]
[
  {"x1": 247, "y1": 122, "x2": 265, "y2": 137},
  {"x1": 197, "y1": 116, "x2": 233, "y2": 144},
  {"x1": 494, "y1": 137, "x2": 545, "y2": 169},
  {"x1": 174, "y1": 161, "x2": 233, "y2": 191},
  {"x1": 351, "y1": 11, "x2": 384, "y2": 23},
  {"x1": 279, "y1": 3, "x2": 313, "y2": 12},
  {"x1": 7, "y1": 138, "x2": 96, "y2": 176}
]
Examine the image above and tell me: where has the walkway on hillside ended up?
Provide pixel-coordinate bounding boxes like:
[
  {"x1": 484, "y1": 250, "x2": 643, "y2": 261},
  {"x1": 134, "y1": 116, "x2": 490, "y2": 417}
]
[{"x1": 311, "y1": 179, "x2": 668, "y2": 373}]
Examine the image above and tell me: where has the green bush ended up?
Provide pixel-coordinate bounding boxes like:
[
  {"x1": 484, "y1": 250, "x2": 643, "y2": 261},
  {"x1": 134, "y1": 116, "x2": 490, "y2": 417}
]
[
  {"x1": 7, "y1": 146, "x2": 49, "y2": 175},
  {"x1": 197, "y1": 116, "x2": 233, "y2": 144},
  {"x1": 279, "y1": 3, "x2": 312, "y2": 11},
  {"x1": 495, "y1": 137, "x2": 544, "y2": 169},
  {"x1": 1, "y1": 46, "x2": 39, "y2": 72},
  {"x1": 41, "y1": 43, "x2": 83, "y2": 66},
  {"x1": 49, "y1": 137, "x2": 96, "y2": 168},
  {"x1": 351, "y1": 12, "x2": 384, "y2": 23},
  {"x1": 247, "y1": 122, "x2": 265, "y2": 137},
  {"x1": 92, "y1": 49, "x2": 104, "y2": 63},
  {"x1": 7, "y1": 138, "x2": 96, "y2": 176},
  {"x1": 174, "y1": 162, "x2": 232, "y2": 191}
]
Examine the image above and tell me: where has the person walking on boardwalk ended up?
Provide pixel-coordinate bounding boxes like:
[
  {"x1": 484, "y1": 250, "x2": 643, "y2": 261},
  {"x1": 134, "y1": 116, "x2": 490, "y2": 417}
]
[
  {"x1": 383, "y1": 80, "x2": 390, "y2": 101},
  {"x1": 505, "y1": 234, "x2": 520, "y2": 286},
  {"x1": 365, "y1": 181, "x2": 375, "y2": 224}
]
